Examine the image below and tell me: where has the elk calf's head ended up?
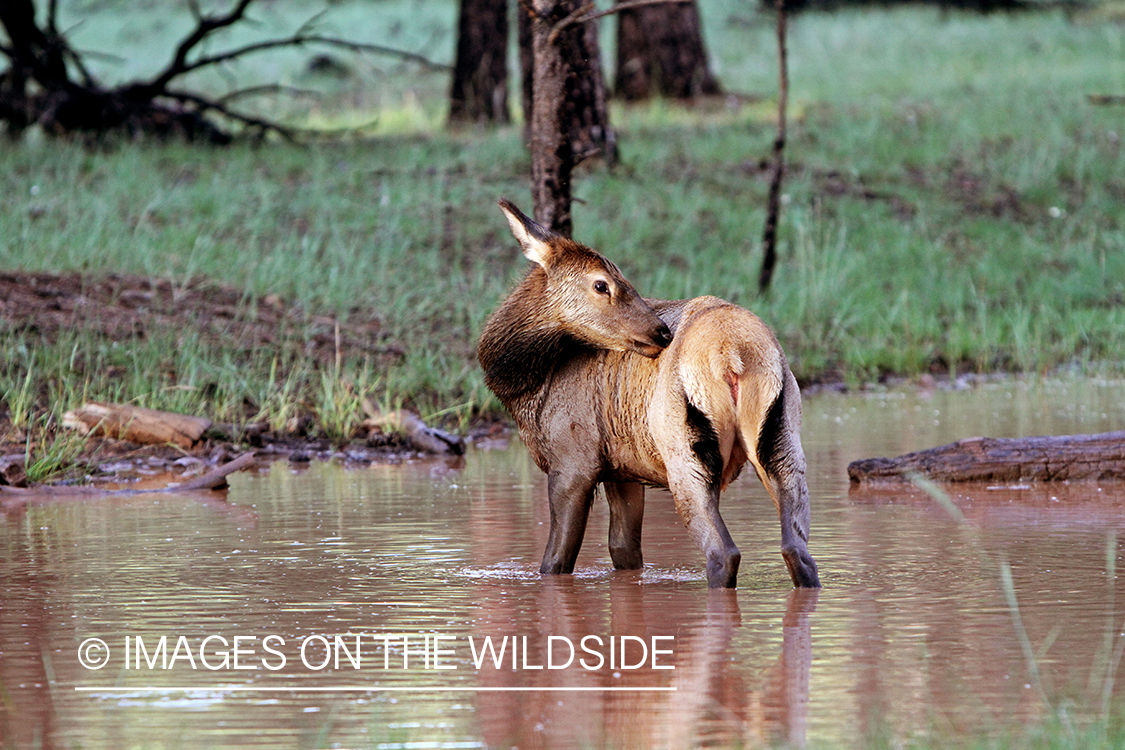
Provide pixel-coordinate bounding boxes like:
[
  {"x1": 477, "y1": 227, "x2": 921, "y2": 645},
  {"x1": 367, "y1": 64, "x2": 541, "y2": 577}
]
[{"x1": 498, "y1": 200, "x2": 672, "y2": 358}]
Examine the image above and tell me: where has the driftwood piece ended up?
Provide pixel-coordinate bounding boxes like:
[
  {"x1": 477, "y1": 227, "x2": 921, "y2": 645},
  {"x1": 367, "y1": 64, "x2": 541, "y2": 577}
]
[
  {"x1": 63, "y1": 402, "x2": 213, "y2": 448},
  {"x1": 0, "y1": 454, "x2": 28, "y2": 488},
  {"x1": 848, "y1": 431, "x2": 1125, "y2": 484},
  {"x1": 161, "y1": 452, "x2": 257, "y2": 491},
  {"x1": 361, "y1": 403, "x2": 465, "y2": 455},
  {"x1": 0, "y1": 452, "x2": 257, "y2": 501}
]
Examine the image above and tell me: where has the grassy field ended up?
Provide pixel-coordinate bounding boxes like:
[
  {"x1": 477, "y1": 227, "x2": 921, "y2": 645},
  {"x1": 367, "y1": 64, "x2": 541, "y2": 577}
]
[{"x1": 2, "y1": 1, "x2": 1124, "y2": 445}]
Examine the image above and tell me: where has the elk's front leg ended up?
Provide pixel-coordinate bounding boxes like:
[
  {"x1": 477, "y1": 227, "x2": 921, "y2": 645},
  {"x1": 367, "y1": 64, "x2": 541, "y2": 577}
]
[
  {"x1": 606, "y1": 481, "x2": 645, "y2": 569},
  {"x1": 541, "y1": 469, "x2": 598, "y2": 575}
]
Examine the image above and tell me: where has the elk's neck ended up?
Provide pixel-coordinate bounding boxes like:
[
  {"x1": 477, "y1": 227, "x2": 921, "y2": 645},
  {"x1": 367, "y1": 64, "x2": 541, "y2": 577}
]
[{"x1": 478, "y1": 270, "x2": 576, "y2": 416}]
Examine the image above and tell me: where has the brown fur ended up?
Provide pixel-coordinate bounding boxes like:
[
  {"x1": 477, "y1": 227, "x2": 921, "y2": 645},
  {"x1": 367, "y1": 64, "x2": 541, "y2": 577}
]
[{"x1": 478, "y1": 201, "x2": 820, "y2": 588}]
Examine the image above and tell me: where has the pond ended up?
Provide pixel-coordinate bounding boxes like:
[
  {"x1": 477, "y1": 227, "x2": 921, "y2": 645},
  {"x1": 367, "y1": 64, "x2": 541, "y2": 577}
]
[{"x1": 3, "y1": 377, "x2": 1125, "y2": 749}]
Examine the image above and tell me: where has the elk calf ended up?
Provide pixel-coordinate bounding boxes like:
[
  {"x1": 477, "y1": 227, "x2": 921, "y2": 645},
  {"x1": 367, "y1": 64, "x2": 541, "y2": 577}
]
[{"x1": 478, "y1": 200, "x2": 820, "y2": 588}]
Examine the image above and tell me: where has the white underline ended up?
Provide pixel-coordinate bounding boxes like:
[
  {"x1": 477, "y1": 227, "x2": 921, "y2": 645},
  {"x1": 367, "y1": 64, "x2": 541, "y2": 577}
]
[{"x1": 75, "y1": 685, "x2": 676, "y2": 693}]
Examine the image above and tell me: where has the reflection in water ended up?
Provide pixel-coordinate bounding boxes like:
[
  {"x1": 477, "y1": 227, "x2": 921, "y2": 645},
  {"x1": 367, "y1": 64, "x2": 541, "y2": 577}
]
[
  {"x1": 467, "y1": 581, "x2": 817, "y2": 749},
  {"x1": 1, "y1": 378, "x2": 1124, "y2": 748}
]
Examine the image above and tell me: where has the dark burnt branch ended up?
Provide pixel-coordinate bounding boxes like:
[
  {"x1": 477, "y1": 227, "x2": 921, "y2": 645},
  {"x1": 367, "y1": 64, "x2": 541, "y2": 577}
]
[
  {"x1": 215, "y1": 84, "x2": 320, "y2": 106},
  {"x1": 163, "y1": 88, "x2": 295, "y2": 140},
  {"x1": 145, "y1": 3, "x2": 445, "y2": 96},
  {"x1": 0, "y1": 0, "x2": 441, "y2": 141},
  {"x1": 148, "y1": 0, "x2": 255, "y2": 93},
  {"x1": 63, "y1": 49, "x2": 96, "y2": 87},
  {"x1": 165, "y1": 34, "x2": 449, "y2": 81}
]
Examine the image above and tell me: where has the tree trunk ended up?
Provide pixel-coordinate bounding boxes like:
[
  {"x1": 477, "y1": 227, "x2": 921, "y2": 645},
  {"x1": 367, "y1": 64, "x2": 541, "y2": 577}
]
[
  {"x1": 525, "y1": 0, "x2": 573, "y2": 235},
  {"x1": 518, "y1": 0, "x2": 616, "y2": 235},
  {"x1": 518, "y1": 0, "x2": 616, "y2": 193},
  {"x1": 448, "y1": 0, "x2": 510, "y2": 124},
  {"x1": 559, "y1": 15, "x2": 616, "y2": 166},
  {"x1": 614, "y1": 0, "x2": 720, "y2": 100},
  {"x1": 847, "y1": 431, "x2": 1125, "y2": 484}
]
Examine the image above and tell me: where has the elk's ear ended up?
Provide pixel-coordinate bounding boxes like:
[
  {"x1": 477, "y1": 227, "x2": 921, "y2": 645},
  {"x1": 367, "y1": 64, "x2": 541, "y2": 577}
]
[{"x1": 498, "y1": 199, "x2": 556, "y2": 267}]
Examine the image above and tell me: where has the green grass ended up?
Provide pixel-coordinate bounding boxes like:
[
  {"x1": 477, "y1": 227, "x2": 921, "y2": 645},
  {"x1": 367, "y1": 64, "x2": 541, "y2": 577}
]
[{"x1": 2, "y1": 2, "x2": 1124, "y2": 447}]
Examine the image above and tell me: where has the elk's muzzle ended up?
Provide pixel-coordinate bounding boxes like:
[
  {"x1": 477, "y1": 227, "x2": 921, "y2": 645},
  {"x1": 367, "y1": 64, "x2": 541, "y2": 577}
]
[{"x1": 632, "y1": 321, "x2": 673, "y2": 358}]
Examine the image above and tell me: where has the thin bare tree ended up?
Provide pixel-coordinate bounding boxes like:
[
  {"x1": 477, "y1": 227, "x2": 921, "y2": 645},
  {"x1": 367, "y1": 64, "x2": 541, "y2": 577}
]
[{"x1": 759, "y1": 0, "x2": 789, "y2": 294}]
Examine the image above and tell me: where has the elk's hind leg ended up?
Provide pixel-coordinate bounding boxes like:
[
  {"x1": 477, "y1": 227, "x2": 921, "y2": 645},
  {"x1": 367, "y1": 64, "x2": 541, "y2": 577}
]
[
  {"x1": 606, "y1": 481, "x2": 645, "y2": 569},
  {"x1": 756, "y1": 373, "x2": 821, "y2": 588}
]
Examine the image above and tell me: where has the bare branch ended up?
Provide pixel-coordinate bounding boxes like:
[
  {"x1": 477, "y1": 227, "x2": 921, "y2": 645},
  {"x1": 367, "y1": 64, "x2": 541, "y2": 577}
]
[
  {"x1": 164, "y1": 87, "x2": 295, "y2": 140},
  {"x1": 47, "y1": 0, "x2": 60, "y2": 34},
  {"x1": 216, "y1": 84, "x2": 320, "y2": 105},
  {"x1": 62, "y1": 46, "x2": 96, "y2": 87},
  {"x1": 140, "y1": 0, "x2": 443, "y2": 95},
  {"x1": 171, "y1": 87, "x2": 385, "y2": 140},
  {"x1": 549, "y1": 0, "x2": 691, "y2": 42},
  {"x1": 70, "y1": 47, "x2": 126, "y2": 65},
  {"x1": 293, "y1": 8, "x2": 330, "y2": 37},
  {"x1": 548, "y1": 2, "x2": 594, "y2": 45},
  {"x1": 166, "y1": 34, "x2": 450, "y2": 80},
  {"x1": 149, "y1": 0, "x2": 256, "y2": 92}
]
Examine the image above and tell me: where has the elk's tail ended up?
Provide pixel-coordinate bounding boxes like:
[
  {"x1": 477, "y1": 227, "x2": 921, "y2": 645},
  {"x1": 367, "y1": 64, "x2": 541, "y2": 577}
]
[{"x1": 676, "y1": 304, "x2": 786, "y2": 492}]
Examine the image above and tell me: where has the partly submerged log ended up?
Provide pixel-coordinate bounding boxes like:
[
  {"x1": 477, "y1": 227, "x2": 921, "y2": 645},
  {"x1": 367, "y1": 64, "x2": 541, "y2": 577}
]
[
  {"x1": 63, "y1": 402, "x2": 212, "y2": 448},
  {"x1": 848, "y1": 431, "x2": 1125, "y2": 484},
  {"x1": 0, "y1": 452, "x2": 257, "y2": 501}
]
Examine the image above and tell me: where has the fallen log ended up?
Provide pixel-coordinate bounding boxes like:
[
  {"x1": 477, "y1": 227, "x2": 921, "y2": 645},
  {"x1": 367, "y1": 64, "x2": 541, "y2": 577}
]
[
  {"x1": 0, "y1": 452, "x2": 257, "y2": 501},
  {"x1": 63, "y1": 402, "x2": 212, "y2": 448},
  {"x1": 847, "y1": 431, "x2": 1125, "y2": 484},
  {"x1": 360, "y1": 401, "x2": 465, "y2": 455}
]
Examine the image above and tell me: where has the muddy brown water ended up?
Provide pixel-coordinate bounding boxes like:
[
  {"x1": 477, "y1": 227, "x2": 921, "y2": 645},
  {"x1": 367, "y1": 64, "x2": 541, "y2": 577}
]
[{"x1": 3, "y1": 378, "x2": 1124, "y2": 749}]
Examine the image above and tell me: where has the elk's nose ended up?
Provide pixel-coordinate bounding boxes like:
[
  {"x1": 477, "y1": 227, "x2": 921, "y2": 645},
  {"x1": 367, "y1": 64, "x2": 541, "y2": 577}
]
[{"x1": 654, "y1": 323, "x2": 673, "y2": 347}]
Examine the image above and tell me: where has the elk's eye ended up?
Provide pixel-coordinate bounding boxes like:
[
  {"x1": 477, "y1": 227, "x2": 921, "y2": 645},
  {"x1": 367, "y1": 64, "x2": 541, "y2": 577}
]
[{"x1": 593, "y1": 280, "x2": 610, "y2": 296}]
